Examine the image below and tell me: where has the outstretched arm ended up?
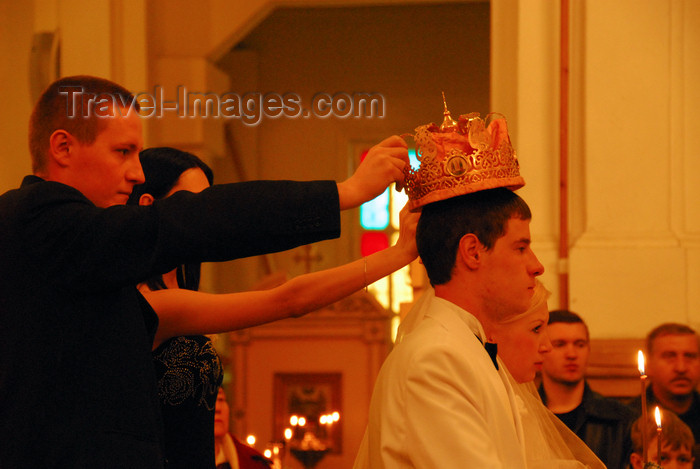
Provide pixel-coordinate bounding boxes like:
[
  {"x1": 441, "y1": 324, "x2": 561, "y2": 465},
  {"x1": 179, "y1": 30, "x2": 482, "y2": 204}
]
[
  {"x1": 336, "y1": 135, "x2": 408, "y2": 210},
  {"x1": 145, "y1": 204, "x2": 419, "y2": 346}
]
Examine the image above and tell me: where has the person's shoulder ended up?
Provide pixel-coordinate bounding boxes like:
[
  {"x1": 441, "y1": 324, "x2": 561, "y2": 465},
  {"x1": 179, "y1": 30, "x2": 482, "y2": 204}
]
[
  {"x1": 0, "y1": 176, "x2": 86, "y2": 216},
  {"x1": 626, "y1": 394, "x2": 642, "y2": 411},
  {"x1": 584, "y1": 385, "x2": 637, "y2": 421},
  {"x1": 396, "y1": 322, "x2": 490, "y2": 384},
  {"x1": 0, "y1": 176, "x2": 40, "y2": 203},
  {"x1": 12, "y1": 176, "x2": 90, "y2": 207},
  {"x1": 403, "y1": 309, "x2": 480, "y2": 351}
]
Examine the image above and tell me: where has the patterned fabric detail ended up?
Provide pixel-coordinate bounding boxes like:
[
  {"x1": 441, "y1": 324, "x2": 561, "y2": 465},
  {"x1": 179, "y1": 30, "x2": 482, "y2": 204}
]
[{"x1": 153, "y1": 335, "x2": 223, "y2": 411}]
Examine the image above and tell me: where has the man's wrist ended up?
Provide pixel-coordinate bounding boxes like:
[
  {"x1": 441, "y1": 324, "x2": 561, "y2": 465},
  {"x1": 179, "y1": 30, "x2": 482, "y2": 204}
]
[{"x1": 336, "y1": 181, "x2": 358, "y2": 210}]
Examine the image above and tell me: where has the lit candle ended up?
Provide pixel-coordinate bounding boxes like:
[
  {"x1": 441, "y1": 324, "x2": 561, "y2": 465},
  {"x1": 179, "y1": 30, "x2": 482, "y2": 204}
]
[
  {"x1": 290, "y1": 415, "x2": 300, "y2": 440},
  {"x1": 655, "y1": 406, "x2": 662, "y2": 466},
  {"x1": 283, "y1": 428, "x2": 292, "y2": 468},
  {"x1": 246, "y1": 434, "x2": 256, "y2": 447},
  {"x1": 638, "y1": 350, "x2": 649, "y2": 464}
]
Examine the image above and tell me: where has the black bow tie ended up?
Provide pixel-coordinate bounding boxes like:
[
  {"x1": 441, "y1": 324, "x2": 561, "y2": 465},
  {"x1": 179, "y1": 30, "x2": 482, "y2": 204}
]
[
  {"x1": 484, "y1": 341, "x2": 499, "y2": 370},
  {"x1": 474, "y1": 335, "x2": 499, "y2": 370},
  {"x1": 474, "y1": 334, "x2": 498, "y2": 369}
]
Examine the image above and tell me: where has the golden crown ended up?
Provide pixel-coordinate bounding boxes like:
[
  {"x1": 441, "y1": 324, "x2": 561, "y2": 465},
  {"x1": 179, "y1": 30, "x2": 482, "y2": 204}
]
[{"x1": 402, "y1": 95, "x2": 524, "y2": 211}]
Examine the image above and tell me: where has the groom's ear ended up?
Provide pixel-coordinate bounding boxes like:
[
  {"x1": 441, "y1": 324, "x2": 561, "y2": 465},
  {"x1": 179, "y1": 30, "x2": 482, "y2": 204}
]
[{"x1": 458, "y1": 233, "x2": 482, "y2": 270}]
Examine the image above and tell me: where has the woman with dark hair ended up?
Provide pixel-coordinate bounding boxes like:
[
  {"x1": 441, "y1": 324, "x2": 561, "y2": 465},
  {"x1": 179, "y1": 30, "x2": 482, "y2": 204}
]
[
  {"x1": 128, "y1": 147, "x2": 215, "y2": 292},
  {"x1": 129, "y1": 147, "x2": 418, "y2": 469}
]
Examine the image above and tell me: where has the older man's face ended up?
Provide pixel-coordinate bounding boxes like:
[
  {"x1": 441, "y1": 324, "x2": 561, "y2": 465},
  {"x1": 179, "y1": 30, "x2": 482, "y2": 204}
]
[{"x1": 648, "y1": 333, "x2": 700, "y2": 399}]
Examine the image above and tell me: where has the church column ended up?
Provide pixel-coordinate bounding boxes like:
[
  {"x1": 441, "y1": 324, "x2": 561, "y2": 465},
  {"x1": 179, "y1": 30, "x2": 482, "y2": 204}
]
[
  {"x1": 491, "y1": 0, "x2": 562, "y2": 304},
  {"x1": 492, "y1": 0, "x2": 700, "y2": 337}
]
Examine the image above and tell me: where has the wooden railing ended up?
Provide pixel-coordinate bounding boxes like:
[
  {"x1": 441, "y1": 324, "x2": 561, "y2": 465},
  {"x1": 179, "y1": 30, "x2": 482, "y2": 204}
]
[{"x1": 585, "y1": 338, "x2": 645, "y2": 401}]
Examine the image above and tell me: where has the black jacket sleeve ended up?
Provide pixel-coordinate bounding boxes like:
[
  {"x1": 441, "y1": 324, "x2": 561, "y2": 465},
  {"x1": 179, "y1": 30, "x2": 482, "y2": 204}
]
[{"x1": 12, "y1": 177, "x2": 340, "y2": 292}]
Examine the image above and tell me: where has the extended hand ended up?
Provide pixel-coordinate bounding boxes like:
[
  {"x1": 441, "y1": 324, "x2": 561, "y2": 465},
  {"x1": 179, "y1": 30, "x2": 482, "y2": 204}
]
[{"x1": 337, "y1": 135, "x2": 409, "y2": 210}]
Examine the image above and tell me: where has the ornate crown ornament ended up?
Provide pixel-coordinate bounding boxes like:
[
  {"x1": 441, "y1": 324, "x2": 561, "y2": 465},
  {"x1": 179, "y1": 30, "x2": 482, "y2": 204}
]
[{"x1": 402, "y1": 94, "x2": 525, "y2": 211}]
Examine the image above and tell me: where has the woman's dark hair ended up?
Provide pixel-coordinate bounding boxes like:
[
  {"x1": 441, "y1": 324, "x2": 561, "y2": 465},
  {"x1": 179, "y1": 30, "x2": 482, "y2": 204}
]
[{"x1": 128, "y1": 147, "x2": 214, "y2": 292}]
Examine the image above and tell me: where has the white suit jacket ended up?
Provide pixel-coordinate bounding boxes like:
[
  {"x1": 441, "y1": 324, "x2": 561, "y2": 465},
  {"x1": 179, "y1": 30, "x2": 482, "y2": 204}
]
[{"x1": 360, "y1": 296, "x2": 527, "y2": 468}]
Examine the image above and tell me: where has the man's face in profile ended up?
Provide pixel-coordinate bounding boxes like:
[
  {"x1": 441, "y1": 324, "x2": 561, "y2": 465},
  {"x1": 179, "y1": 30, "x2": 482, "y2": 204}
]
[{"x1": 478, "y1": 217, "x2": 544, "y2": 320}]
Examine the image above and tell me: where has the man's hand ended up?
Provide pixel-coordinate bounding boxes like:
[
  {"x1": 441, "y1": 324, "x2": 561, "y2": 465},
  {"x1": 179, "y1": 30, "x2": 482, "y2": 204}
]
[{"x1": 337, "y1": 135, "x2": 409, "y2": 210}]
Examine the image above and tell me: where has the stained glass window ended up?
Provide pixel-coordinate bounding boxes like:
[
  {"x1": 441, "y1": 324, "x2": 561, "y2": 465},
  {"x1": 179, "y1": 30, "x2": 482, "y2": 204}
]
[{"x1": 359, "y1": 149, "x2": 419, "y2": 341}]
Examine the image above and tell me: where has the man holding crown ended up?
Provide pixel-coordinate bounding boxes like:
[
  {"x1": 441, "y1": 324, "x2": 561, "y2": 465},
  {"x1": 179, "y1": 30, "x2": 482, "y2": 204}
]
[
  {"x1": 0, "y1": 75, "x2": 410, "y2": 469},
  {"x1": 356, "y1": 102, "x2": 546, "y2": 468}
]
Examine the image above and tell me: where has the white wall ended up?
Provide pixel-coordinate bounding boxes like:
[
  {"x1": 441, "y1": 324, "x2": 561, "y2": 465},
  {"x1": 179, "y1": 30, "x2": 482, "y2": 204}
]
[
  {"x1": 492, "y1": 0, "x2": 700, "y2": 337},
  {"x1": 0, "y1": 0, "x2": 34, "y2": 190}
]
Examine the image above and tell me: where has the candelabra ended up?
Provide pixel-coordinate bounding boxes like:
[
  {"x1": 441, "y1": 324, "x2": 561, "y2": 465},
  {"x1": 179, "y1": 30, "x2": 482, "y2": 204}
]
[{"x1": 283, "y1": 412, "x2": 339, "y2": 468}]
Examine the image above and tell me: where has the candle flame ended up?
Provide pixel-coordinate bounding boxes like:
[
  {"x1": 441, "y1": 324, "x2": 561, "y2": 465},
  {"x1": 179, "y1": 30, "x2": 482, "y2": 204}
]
[
  {"x1": 638, "y1": 350, "x2": 646, "y2": 375},
  {"x1": 284, "y1": 428, "x2": 292, "y2": 440},
  {"x1": 246, "y1": 434, "x2": 256, "y2": 446},
  {"x1": 655, "y1": 406, "x2": 662, "y2": 428}
]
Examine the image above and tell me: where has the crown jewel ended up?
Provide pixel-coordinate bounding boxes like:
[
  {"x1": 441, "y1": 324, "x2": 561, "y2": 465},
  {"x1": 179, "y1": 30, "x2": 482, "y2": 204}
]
[{"x1": 402, "y1": 98, "x2": 525, "y2": 211}]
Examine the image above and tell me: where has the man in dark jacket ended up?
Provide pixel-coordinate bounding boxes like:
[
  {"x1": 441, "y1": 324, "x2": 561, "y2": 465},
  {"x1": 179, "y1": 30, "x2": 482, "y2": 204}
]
[
  {"x1": 538, "y1": 310, "x2": 636, "y2": 469},
  {"x1": 627, "y1": 323, "x2": 700, "y2": 469},
  {"x1": 0, "y1": 75, "x2": 408, "y2": 469}
]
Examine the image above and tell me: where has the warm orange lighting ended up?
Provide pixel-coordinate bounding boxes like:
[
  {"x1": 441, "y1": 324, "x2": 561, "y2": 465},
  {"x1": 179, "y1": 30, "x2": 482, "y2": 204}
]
[
  {"x1": 246, "y1": 434, "x2": 256, "y2": 446},
  {"x1": 638, "y1": 350, "x2": 646, "y2": 375},
  {"x1": 655, "y1": 406, "x2": 662, "y2": 429},
  {"x1": 284, "y1": 428, "x2": 292, "y2": 440}
]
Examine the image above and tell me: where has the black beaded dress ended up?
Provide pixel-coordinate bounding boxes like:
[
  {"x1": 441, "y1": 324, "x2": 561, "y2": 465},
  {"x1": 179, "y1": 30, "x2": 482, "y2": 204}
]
[{"x1": 153, "y1": 335, "x2": 223, "y2": 469}]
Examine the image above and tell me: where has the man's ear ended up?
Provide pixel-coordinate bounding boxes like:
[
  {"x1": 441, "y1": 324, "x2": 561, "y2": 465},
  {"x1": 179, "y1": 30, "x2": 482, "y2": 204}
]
[
  {"x1": 458, "y1": 233, "x2": 482, "y2": 270},
  {"x1": 48, "y1": 129, "x2": 73, "y2": 168},
  {"x1": 139, "y1": 194, "x2": 154, "y2": 206}
]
